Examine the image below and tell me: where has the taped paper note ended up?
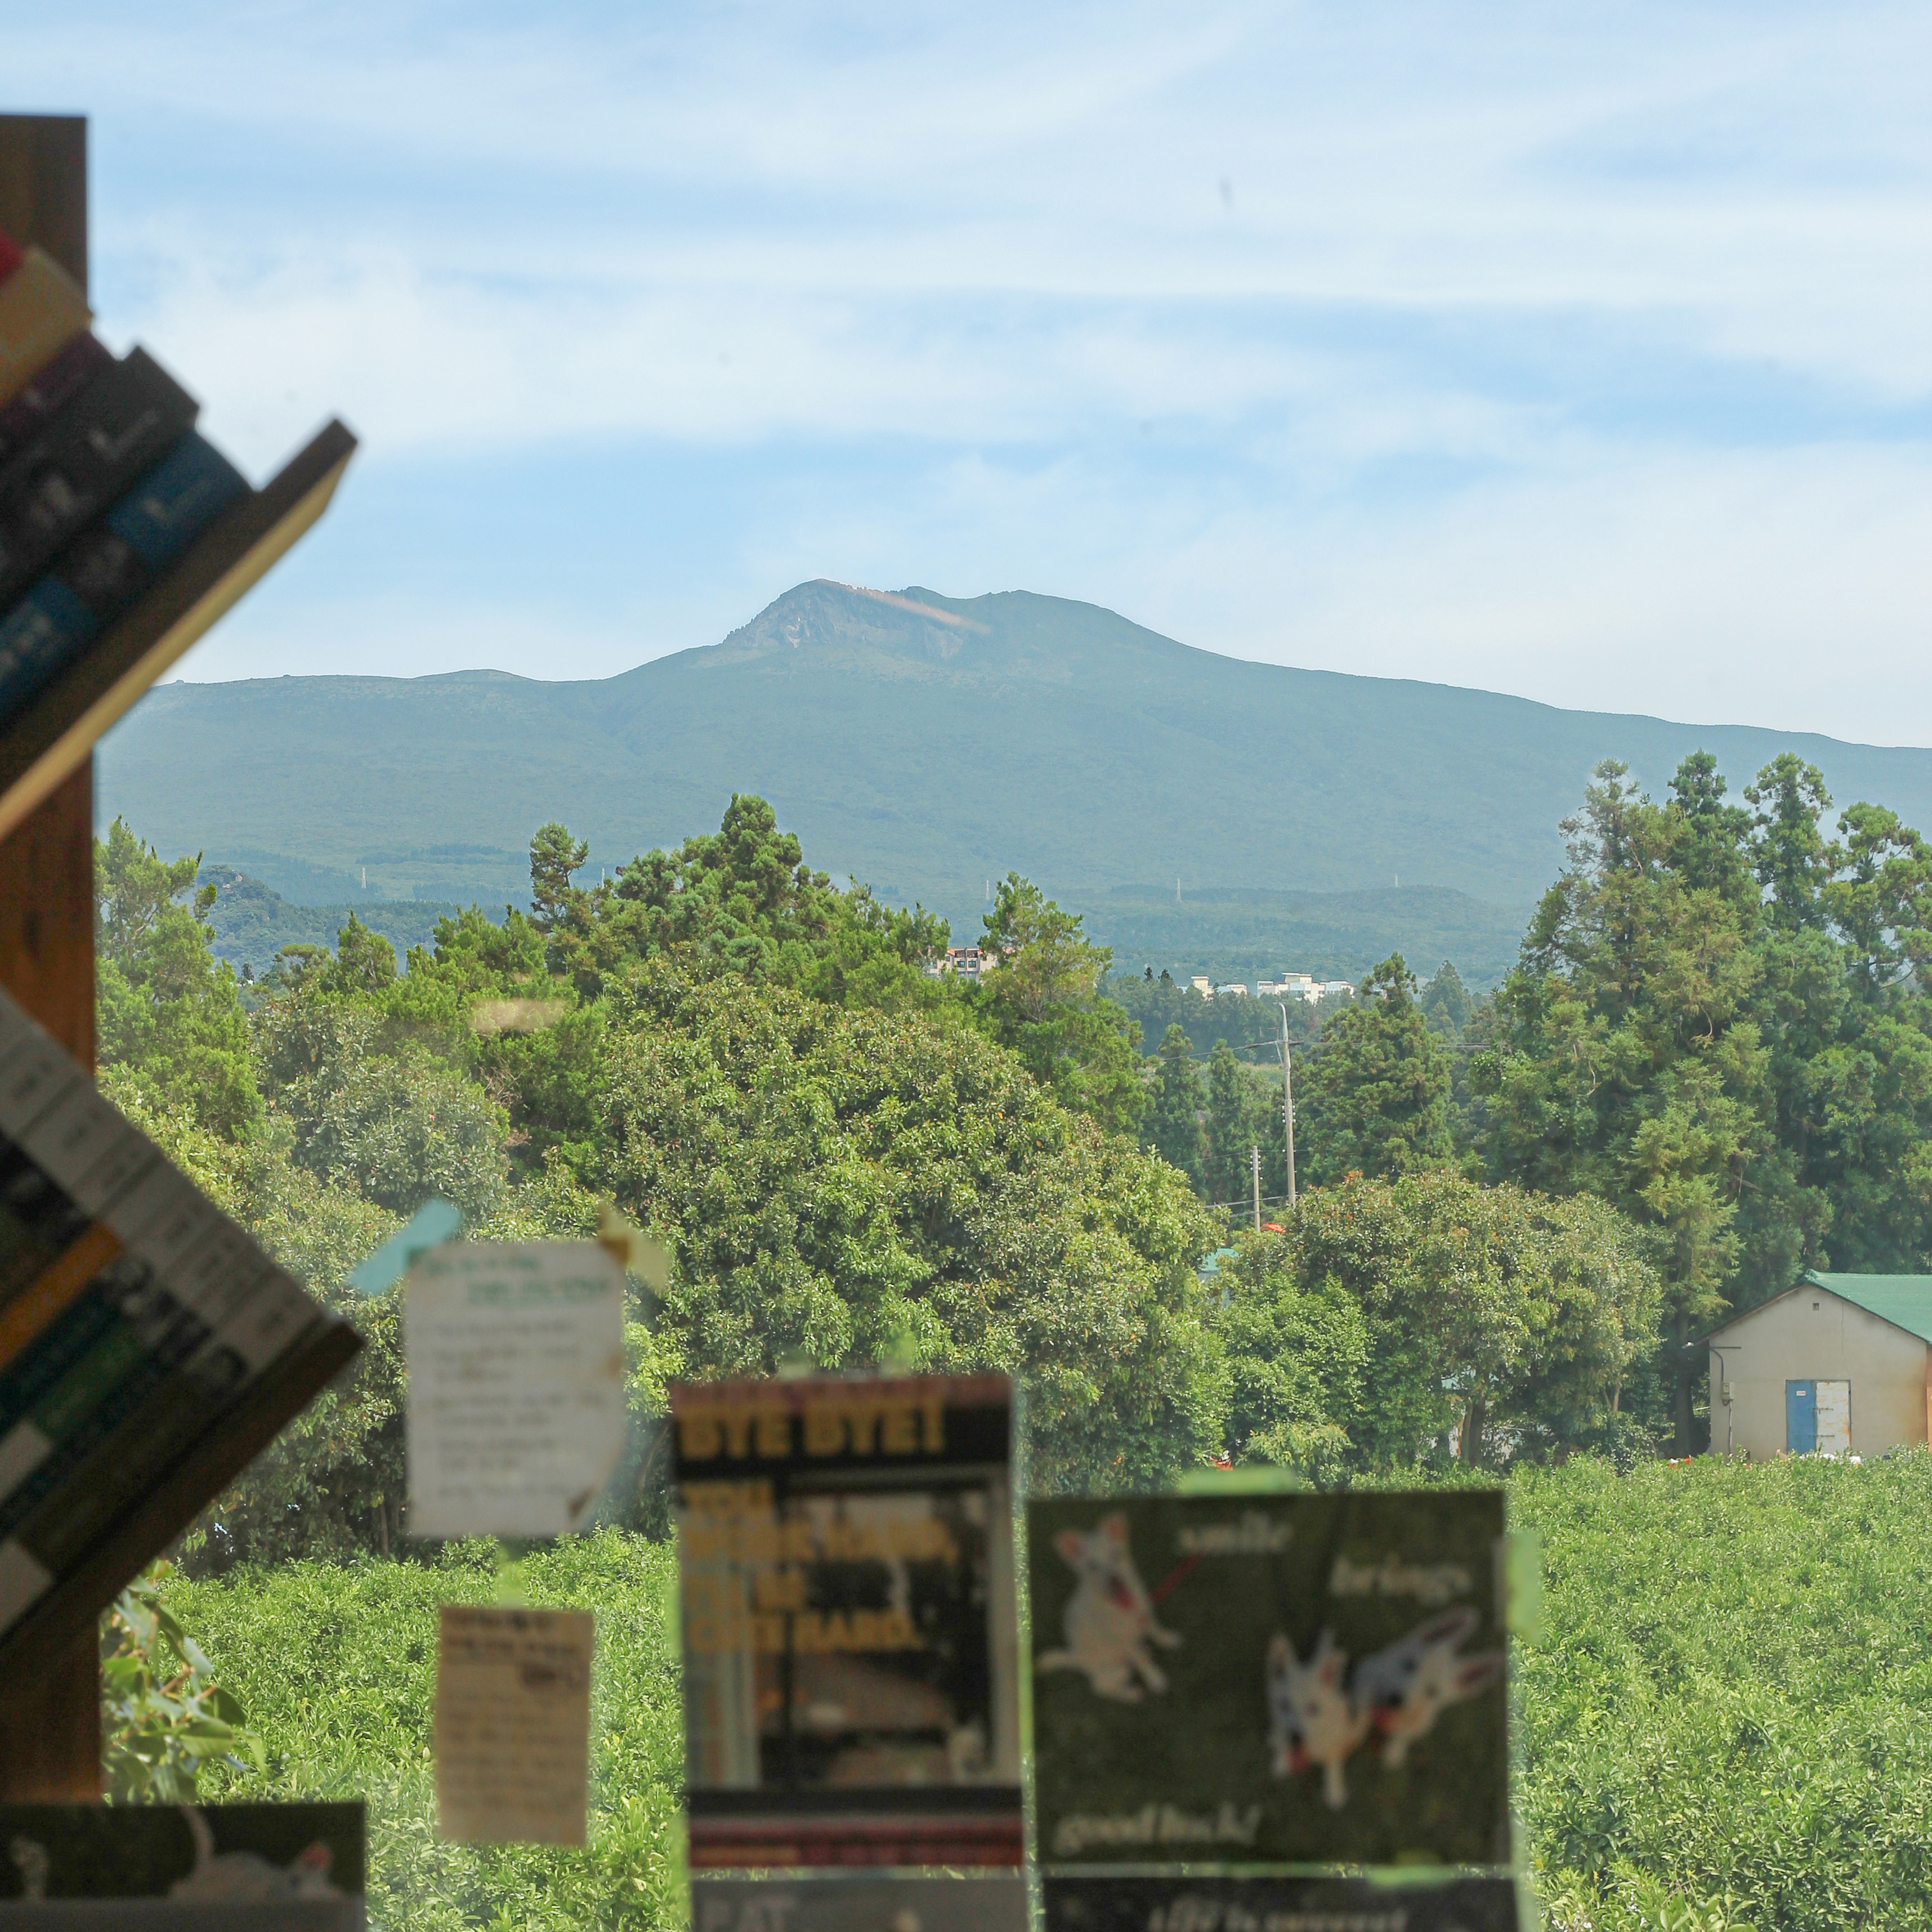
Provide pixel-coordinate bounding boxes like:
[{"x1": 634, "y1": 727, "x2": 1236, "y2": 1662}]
[
  {"x1": 406, "y1": 1242, "x2": 625, "y2": 1538},
  {"x1": 435, "y1": 1605, "x2": 593, "y2": 1846}
]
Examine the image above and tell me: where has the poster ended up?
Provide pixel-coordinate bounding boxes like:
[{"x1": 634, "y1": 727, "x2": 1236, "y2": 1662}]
[
  {"x1": 673, "y1": 1373, "x2": 1021, "y2": 1869},
  {"x1": 1043, "y1": 1873, "x2": 1519, "y2": 1932},
  {"x1": 692, "y1": 1873, "x2": 1029, "y2": 1931},
  {"x1": 1029, "y1": 1492, "x2": 1509, "y2": 1869},
  {"x1": 0, "y1": 1802, "x2": 363, "y2": 1929}
]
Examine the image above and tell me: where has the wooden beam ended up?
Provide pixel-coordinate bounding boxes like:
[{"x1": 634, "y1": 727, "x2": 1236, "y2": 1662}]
[{"x1": 0, "y1": 110, "x2": 98, "y2": 1801}]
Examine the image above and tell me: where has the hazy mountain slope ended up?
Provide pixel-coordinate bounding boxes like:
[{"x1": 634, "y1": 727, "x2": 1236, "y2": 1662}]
[{"x1": 98, "y1": 580, "x2": 1932, "y2": 933}]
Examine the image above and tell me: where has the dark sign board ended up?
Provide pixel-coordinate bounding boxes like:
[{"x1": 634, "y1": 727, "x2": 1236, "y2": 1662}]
[
  {"x1": 1029, "y1": 1492, "x2": 1509, "y2": 1869},
  {"x1": 673, "y1": 1374, "x2": 1021, "y2": 1869},
  {"x1": 0, "y1": 1802, "x2": 364, "y2": 1928},
  {"x1": 1044, "y1": 1874, "x2": 1519, "y2": 1932},
  {"x1": 693, "y1": 1872, "x2": 1029, "y2": 1931}
]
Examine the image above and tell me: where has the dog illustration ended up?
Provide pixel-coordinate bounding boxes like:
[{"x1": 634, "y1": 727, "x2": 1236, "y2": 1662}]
[
  {"x1": 1035, "y1": 1511, "x2": 1181, "y2": 1702},
  {"x1": 1266, "y1": 1628, "x2": 1371, "y2": 1807},
  {"x1": 1349, "y1": 1606, "x2": 1504, "y2": 1767},
  {"x1": 168, "y1": 1806, "x2": 339, "y2": 1902}
]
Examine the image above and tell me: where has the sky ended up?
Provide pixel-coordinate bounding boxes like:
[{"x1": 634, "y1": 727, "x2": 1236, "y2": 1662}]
[{"x1": 15, "y1": 1, "x2": 1932, "y2": 742}]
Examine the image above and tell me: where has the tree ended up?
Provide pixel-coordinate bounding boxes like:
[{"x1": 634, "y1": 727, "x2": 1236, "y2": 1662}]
[
  {"x1": 975, "y1": 874, "x2": 1147, "y2": 1135},
  {"x1": 529, "y1": 820, "x2": 589, "y2": 932},
  {"x1": 1283, "y1": 1173, "x2": 1661, "y2": 1470},
  {"x1": 94, "y1": 818, "x2": 259, "y2": 1139},
  {"x1": 1298, "y1": 954, "x2": 1451, "y2": 1185},
  {"x1": 1419, "y1": 962, "x2": 1474, "y2": 1041},
  {"x1": 1147, "y1": 1024, "x2": 1204, "y2": 1183},
  {"x1": 1201, "y1": 1040, "x2": 1286, "y2": 1208},
  {"x1": 593, "y1": 963, "x2": 1224, "y2": 1493}
]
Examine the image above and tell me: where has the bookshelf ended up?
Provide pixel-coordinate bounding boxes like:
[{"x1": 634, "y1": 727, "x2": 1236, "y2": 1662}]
[{"x1": 0, "y1": 113, "x2": 361, "y2": 1798}]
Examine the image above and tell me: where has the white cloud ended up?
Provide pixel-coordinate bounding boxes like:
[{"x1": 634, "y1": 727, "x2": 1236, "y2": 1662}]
[{"x1": 17, "y1": 0, "x2": 1932, "y2": 743}]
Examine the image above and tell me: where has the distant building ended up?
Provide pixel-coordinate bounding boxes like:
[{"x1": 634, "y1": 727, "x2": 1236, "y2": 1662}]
[
  {"x1": 1189, "y1": 976, "x2": 1214, "y2": 997},
  {"x1": 1317, "y1": 979, "x2": 1354, "y2": 1000},
  {"x1": 1213, "y1": 983, "x2": 1251, "y2": 1000},
  {"x1": 925, "y1": 946, "x2": 994, "y2": 979},
  {"x1": 1702, "y1": 1271, "x2": 1932, "y2": 1459},
  {"x1": 1257, "y1": 973, "x2": 1319, "y2": 1001}
]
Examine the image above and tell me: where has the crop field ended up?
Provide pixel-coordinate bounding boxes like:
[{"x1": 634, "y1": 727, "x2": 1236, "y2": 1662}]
[{"x1": 171, "y1": 1453, "x2": 1932, "y2": 1931}]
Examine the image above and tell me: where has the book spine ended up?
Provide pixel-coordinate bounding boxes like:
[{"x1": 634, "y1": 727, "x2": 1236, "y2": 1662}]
[
  {"x1": 0, "y1": 990, "x2": 332, "y2": 1635},
  {"x1": 0, "y1": 332, "x2": 111, "y2": 471},
  {"x1": 0, "y1": 347, "x2": 198, "y2": 611},
  {"x1": 4, "y1": 1293, "x2": 319, "y2": 1580},
  {"x1": 0, "y1": 249, "x2": 92, "y2": 413},
  {"x1": 0, "y1": 1135, "x2": 97, "y2": 1311},
  {"x1": 0, "y1": 434, "x2": 249, "y2": 726}
]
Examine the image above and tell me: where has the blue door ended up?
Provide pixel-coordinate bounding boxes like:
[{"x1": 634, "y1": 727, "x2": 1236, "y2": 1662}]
[{"x1": 1787, "y1": 1380, "x2": 1817, "y2": 1453}]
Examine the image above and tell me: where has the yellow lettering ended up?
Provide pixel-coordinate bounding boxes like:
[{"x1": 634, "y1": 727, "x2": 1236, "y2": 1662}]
[
  {"x1": 722, "y1": 1408, "x2": 756, "y2": 1457},
  {"x1": 845, "y1": 1400, "x2": 888, "y2": 1454},
  {"x1": 804, "y1": 1403, "x2": 845, "y2": 1455},
  {"x1": 755, "y1": 1407, "x2": 793, "y2": 1457},
  {"x1": 678, "y1": 1412, "x2": 724, "y2": 1459},
  {"x1": 882, "y1": 1403, "x2": 918, "y2": 1454},
  {"x1": 920, "y1": 1394, "x2": 946, "y2": 1453}
]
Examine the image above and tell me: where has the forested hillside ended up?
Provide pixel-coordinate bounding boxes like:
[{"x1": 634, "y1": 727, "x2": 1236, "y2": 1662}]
[{"x1": 100, "y1": 580, "x2": 1932, "y2": 942}]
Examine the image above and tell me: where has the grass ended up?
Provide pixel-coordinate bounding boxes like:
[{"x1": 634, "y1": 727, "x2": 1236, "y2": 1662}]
[
  {"x1": 171, "y1": 1532, "x2": 686, "y2": 1931},
  {"x1": 165, "y1": 1455, "x2": 1932, "y2": 1931},
  {"x1": 1516, "y1": 1451, "x2": 1932, "y2": 1932}
]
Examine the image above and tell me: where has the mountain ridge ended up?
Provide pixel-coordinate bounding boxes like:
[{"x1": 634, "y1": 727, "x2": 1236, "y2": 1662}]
[{"x1": 99, "y1": 581, "x2": 1932, "y2": 941}]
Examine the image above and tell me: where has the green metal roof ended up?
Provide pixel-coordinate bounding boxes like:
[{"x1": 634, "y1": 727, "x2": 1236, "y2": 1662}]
[{"x1": 1803, "y1": 1271, "x2": 1932, "y2": 1346}]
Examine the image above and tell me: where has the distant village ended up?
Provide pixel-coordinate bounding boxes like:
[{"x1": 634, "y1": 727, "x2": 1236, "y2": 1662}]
[{"x1": 924, "y1": 948, "x2": 1354, "y2": 1003}]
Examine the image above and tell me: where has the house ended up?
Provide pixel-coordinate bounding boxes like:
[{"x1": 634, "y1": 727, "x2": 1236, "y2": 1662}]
[
  {"x1": 1701, "y1": 1271, "x2": 1932, "y2": 1459},
  {"x1": 924, "y1": 945, "x2": 993, "y2": 979},
  {"x1": 1189, "y1": 976, "x2": 1214, "y2": 997}
]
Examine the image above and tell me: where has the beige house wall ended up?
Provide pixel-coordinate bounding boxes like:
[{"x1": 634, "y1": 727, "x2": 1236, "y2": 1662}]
[{"x1": 1707, "y1": 1287, "x2": 1931, "y2": 1459}]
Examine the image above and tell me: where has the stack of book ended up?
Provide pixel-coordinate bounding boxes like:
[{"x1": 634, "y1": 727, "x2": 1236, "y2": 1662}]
[
  {"x1": 0, "y1": 984, "x2": 360, "y2": 1654},
  {"x1": 0, "y1": 228, "x2": 249, "y2": 736}
]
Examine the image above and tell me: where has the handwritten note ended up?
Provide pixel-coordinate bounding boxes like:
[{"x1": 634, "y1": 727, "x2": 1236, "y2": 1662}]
[
  {"x1": 435, "y1": 1605, "x2": 594, "y2": 1845},
  {"x1": 406, "y1": 1242, "x2": 626, "y2": 1537}
]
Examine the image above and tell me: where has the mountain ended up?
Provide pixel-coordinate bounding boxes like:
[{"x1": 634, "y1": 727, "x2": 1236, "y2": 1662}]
[{"x1": 98, "y1": 580, "x2": 1932, "y2": 964}]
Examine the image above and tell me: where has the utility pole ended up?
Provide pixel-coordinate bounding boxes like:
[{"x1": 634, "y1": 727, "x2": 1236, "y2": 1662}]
[
  {"x1": 1276, "y1": 1002, "x2": 1298, "y2": 1208},
  {"x1": 1251, "y1": 1144, "x2": 1261, "y2": 1230}
]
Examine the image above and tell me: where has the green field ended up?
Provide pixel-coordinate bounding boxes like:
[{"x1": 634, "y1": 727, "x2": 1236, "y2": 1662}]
[{"x1": 168, "y1": 1455, "x2": 1932, "y2": 1931}]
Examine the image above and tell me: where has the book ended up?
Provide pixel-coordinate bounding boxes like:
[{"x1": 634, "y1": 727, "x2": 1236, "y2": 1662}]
[
  {"x1": 0, "y1": 346, "x2": 198, "y2": 613},
  {"x1": 673, "y1": 1372, "x2": 1022, "y2": 1871},
  {"x1": 0, "y1": 329, "x2": 112, "y2": 470},
  {"x1": 0, "y1": 987, "x2": 354, "y2": 1641},
  {"x1": 0, "y1": 434, "x2": 248, "y2": 726},
  {"x1": 0, "y1": 248, "x2": 91, "y2": 411}
]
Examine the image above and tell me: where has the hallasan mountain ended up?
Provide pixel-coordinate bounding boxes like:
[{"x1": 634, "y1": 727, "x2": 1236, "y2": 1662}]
[{"x1": 99, "y1": 580, "x2": 1932, "y2": 978}]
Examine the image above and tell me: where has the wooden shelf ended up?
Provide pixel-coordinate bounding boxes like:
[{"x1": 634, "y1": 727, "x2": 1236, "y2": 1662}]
[{"x1": 0, "y1": 416, "x2": 358, "y2": 845}]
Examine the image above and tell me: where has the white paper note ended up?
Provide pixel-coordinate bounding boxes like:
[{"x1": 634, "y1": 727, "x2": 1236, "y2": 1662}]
[
  {"x1": 435, "y1": 1604, "x2": 594, "y2": 1845},
  {"x1": 406, "y1": 1242, "x2": 626, "y2": 1537}
]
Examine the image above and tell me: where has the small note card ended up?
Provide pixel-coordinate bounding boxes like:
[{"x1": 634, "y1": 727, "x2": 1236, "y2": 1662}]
[
  {"x1": 406, "y1": 1241, "x2": 626, "y2": 1537},
  {"x1": 434, "y1": 1605, "x2": 594, "y2": 1846}
]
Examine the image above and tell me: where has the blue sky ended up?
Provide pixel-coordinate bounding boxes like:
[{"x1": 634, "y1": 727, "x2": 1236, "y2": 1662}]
[{"x1": 16, "y1": 1, "x2": 1932, "y2": 741}]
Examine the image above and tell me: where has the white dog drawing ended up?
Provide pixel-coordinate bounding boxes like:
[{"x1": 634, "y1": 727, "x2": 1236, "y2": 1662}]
[
  {"x1": 1349, "y1": 1606, "x2": 1504, "y2": 1767},
  {"x1": 1266, "y1": 1628, "x2": 1371, "y2": 1808},
  {"x1": 1035, "y1": 1511, "x2": 1181, "y2": 1702}
]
